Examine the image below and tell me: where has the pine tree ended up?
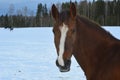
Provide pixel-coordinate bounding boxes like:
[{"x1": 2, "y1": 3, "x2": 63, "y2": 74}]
[
  {"x1": 36, "y1": 3, "x2": 43, "y2": 26},
  {"x1": 94, "y1": 0, "x2": 105, "y2": 25},
  {"x1": 4, "y1": 14, "x2": 9, "y2": 28}
]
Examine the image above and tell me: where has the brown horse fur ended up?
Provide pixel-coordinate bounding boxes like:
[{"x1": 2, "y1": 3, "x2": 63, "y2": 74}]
[{"x1": 52, "y1": 3, "x2": 120, "y2": 80}]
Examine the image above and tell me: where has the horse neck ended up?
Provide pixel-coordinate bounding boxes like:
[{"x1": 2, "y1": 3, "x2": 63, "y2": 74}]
[{"x1": 73, "y1": 17, "x2": 117, "y2": 79}]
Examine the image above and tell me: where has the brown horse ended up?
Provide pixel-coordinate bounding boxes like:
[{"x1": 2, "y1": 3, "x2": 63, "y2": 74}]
[{"x1": 51, "y1": 3, "x2": 120, "y2": 80}]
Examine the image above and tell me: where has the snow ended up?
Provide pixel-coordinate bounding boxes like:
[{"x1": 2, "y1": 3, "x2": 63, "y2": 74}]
[{"x1": 0, "y1": 27, "x2": 120, "y2": 80}]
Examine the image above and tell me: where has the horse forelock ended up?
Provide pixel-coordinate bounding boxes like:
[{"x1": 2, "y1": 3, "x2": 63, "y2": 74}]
[{"x1": 59, "y1": 10, "x2": 70, "y2": 23}]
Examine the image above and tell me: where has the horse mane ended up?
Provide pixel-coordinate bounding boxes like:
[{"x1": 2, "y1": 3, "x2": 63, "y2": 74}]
[
  {"x1": 77, "y1": 15, "x2": 118, "y2": 40},
  {"x1": 59, "y1": 10, "x2": 118, "y2": 41}
]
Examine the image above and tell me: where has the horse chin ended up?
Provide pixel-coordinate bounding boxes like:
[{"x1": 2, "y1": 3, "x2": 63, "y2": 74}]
[
  {"x1": 56, "y1": 59, "x2": 71, "y2": 72},
  {"x1": 59, "y1": 66, "x2": 70, "y2": 72}
]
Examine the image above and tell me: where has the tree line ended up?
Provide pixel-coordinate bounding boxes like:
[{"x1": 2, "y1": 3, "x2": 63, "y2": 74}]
[{"x1": 0, "y1": 0, "x2": 120, "y2": 29}]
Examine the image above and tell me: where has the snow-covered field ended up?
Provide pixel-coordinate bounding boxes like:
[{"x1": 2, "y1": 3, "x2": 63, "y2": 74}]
[{"x1": 0, "y1": 27, "x2": 120, "y2": 80}]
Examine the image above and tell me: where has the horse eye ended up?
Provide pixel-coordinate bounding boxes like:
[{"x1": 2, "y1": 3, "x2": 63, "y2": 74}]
[
  {"x1": 52, "y1": 29, "x2": 55, "y2": 33},
  {"x1": 71, "y1": 29, "x2": 75, "y2": 33}
]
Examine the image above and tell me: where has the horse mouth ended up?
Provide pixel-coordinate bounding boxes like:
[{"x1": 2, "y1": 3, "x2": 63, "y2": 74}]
[{"x1": 56, "y1": 59, "x2": 71, "y2": 72}]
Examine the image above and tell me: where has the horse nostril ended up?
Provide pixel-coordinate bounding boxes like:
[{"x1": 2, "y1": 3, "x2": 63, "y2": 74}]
[
  {"x1": 65, "y1": 59, "x2": 71, "y2": 68},
  {"x1": 56, "y1": 60, "x2": 59, "y2": 67},
  {"x1": 55, "y1": 59, "x2": 71, "y2": 72}
]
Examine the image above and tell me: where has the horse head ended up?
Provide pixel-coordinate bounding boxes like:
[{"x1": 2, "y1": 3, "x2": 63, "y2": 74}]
[{"x1": 52, "y1": 3, "x2": 76, "y2": 72}]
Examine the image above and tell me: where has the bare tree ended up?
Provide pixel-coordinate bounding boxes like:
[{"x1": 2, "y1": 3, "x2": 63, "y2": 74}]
[
  {"x1": 22, "y1": 6, "x2": 28, "y2": 26},
  {"x1": 23, "y1": 6, "x2": 28, "y2": 16},
  {"x1": 8, "y1": 4, "x2": 15, "y2": 16},
  {"x1": 16, "y1": 9, "x2": 22, "y2": 15},
  {"x1": 8, "y1": 4, "x2": 15, "y2": 27},
  {"x1": 56, "y1": 2, "x2": 62, "y2": 11}
]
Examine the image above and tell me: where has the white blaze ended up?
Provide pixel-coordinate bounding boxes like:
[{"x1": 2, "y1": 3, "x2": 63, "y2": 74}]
[{"x1": 58, "y1": 23, "x2": 68, "y2": 66}]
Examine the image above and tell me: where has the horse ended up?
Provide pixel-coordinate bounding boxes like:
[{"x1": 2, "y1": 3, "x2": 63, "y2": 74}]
[{"x1": 51, "y1": 3, "x2": 120, "y2": 80}]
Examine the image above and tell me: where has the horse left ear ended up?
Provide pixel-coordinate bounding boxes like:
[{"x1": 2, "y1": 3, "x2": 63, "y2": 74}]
[
  {"x1": 51, "y1": 4, "x2": 59, "y2": 21},
  {"x1": 70, "y1": 3, "x2": 76, "y2": 19}
]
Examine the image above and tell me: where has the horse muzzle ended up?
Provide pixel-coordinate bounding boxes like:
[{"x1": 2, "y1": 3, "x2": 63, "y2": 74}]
[{"x1": 56, "y1": 59, "x2": 71, "y2": 72}]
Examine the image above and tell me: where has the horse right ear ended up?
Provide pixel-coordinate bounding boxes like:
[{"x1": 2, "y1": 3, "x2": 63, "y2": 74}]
[
  {"x1": 70, "y1": 3, "x2": 76, "y2": 19},
  {"x1": 51, "y1": 4, "x2": 59, "y2": 21}
]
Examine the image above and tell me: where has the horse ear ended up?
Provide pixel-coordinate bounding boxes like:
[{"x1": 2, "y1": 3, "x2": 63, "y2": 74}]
[
  {"x1": 70, "y1": 3, "x2": 76, "y2": 19},
  {"x1": 51, "y1": 4, "x2": 59, "y2": 21}
]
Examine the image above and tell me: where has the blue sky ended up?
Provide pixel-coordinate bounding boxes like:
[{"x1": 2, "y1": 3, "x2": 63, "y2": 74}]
[{"x1": 0, "y1": 0, "x2": 82, "y2": 15}]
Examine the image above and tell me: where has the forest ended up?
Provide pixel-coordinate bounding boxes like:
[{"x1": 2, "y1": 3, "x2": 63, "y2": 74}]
[{"x1": 0, "y1": 0, "x2": 120, "y2": 29}]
